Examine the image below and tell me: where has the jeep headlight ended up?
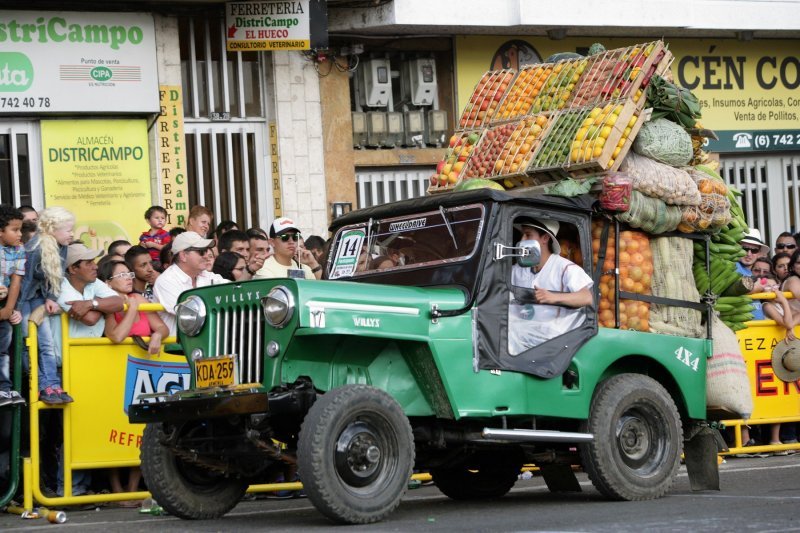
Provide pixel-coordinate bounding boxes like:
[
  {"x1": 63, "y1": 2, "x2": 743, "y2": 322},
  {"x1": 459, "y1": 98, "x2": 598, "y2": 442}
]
[
  {"x1": 176, "y1": 295, "x2": 206, "y2": 336},
  {"x1": 262, "y1": 286, "x2": 294, "y2": 328}
]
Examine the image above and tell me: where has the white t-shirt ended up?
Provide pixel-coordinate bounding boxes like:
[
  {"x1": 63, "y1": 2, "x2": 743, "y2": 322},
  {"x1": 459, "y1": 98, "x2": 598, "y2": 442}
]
[
  {"x1": 153, "y1": 265, "x2": 228, "y2": 336},
  {"x1": 508, "y1": 254, "x2": 593, "y2": 355},
  {"x1": 58, "y1": 279, "x2": 120, "y2": 338},
  {"x1": 252, "y1": 256, "x2": 314, "y2": 280}
]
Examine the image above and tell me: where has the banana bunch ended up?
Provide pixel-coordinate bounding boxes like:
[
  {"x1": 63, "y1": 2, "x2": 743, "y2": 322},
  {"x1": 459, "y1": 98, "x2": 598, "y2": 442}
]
[
  {"x1": 690, "y1": 164, "x2": 755, "y2": 330},
  {"x1": 714, "y1": 295, "x2": 754, "y2": 331}
]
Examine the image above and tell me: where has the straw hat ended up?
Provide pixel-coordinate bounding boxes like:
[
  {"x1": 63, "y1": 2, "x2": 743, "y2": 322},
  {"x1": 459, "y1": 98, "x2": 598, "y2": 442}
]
[{"x1": 771, "y1": 338, "x2": 800, "y2": 383}]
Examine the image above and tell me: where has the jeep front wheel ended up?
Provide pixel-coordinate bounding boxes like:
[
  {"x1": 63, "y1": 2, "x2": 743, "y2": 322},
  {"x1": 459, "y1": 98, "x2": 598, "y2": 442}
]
[
  {"x1": 297, "y1": 385, "x2": 414, "y2": 524},
  {"x1": 579, "y1": 373, "x2": 683, "y2": 501},
  {"x1": 140, "y1": 422, "x2": 248, "y2": 519},
  {"x1": 431, "y1": 452, "x2": 521, "y2": 500}
]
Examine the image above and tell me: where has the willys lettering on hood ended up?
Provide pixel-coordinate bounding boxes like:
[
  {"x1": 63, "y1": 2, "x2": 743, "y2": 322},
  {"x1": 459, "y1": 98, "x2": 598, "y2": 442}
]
[{"x1": 215, "y1": 291, "x2": 262, "y2": 305}]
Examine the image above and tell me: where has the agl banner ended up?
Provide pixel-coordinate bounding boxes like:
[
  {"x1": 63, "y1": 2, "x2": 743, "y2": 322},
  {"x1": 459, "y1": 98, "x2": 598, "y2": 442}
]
[{"x1": 0, "y1": 11, "x2": 159, "y2": 113}]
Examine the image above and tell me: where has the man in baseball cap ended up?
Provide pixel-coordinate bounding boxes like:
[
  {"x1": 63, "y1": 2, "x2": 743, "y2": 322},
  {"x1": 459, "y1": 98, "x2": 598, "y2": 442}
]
[
  {"x1": 254, "y1": 217, "x2": 322, "y2": 280},
  {"x1": 153, "y1": 231, "x2": 227, "y2": 335},
  {"x1": 58, "y1": 243, "x2": 123, "y2": 339},
  {"x1": 508, "y1": 217, "x2": 593, "y2": 354}
]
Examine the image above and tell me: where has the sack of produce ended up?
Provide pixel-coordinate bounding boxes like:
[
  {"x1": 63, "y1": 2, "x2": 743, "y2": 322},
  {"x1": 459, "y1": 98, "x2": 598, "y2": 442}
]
[
  {"x1": 632, "y1": 118, "x2": 694, "y2": 166},
  {"x1": 707, "y1": 315, "x2": 753, "y2": 419},
  {"x1": 677, "y1": 169, "x2": 732, "y2": 232},
  {"x1": 615, "y1": 190, "x2": 682, "y2": 234},
  {"x1": 618, "y1": 152, "x2": 701, "y2": 206},
  {"x1": 592, "y1": 222, "x2": 652, "y2": 332},
  {"x1": 649, "y1": 236, "x2": 703, "y2": 337}
]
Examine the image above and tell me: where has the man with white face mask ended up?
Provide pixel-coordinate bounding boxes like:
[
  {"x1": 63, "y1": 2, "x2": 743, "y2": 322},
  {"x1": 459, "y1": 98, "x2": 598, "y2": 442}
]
[{"x1": 508, "y1": 218, "x2": 593, "y2": 354}]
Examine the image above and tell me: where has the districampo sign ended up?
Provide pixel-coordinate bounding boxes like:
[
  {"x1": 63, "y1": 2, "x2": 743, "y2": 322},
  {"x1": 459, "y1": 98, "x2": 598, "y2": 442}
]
[
  {"x1": 226, "y1": 0, "x2": 311, "y2": 51},
  {"x1": 0, "y1": 11, "x2": 159, "y2": 114}
]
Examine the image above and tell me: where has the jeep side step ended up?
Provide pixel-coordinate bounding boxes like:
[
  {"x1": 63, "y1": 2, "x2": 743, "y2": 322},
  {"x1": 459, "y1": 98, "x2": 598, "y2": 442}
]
[{"x1": 481, "y1": 428, "x2": 594, "y2": 443}]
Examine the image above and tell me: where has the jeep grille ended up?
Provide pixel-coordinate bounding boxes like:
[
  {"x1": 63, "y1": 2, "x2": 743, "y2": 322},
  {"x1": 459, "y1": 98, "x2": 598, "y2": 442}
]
[{"x1": 214, "y1": 305, "x2": 264, "y2": 384}]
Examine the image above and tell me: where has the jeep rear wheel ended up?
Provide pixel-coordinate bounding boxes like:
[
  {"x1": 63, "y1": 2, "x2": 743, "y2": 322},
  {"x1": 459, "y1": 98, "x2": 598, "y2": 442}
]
[
  {"x1": 140, "y1": 422, "x2": 247, "y2": 519},
  {"x1": 431, "y1": 452, "x2": 521, "y2": 500},
  {"x1": 297, "y1": 385, "x2": 414, "y2": 524},
  {"x1": 579, "y1": 373, "x2": 682, "y2": 501}
]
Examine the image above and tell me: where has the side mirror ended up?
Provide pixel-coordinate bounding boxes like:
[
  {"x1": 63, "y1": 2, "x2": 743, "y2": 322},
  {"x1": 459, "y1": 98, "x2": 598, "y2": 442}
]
[{"x1": 493, "y1": 239, "x2": 541, "y2": 267}]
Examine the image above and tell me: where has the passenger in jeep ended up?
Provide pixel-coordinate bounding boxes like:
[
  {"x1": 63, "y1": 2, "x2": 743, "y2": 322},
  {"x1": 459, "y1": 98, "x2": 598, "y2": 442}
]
[{"x1": 508, "y1": 218, "x2": 593, "y2": 354}]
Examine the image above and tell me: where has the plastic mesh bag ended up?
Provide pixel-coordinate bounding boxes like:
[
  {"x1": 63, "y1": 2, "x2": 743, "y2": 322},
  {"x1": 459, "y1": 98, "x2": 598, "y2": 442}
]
[
  {"x1": 677, "y1": 169, "x2": 732, "y2": 232},
  {"x1": 619, "y1": 152, "x2": 701, "y2": 206},
  {"x1": 592, "y1": 223, "x2": 652, "y2": 332},
  {"x1": 632, "y1": 117, "x2": 694, "y2": 166},
  {"x1": 615, "y1": 190, "x2": 683, "y2": 234},
  {"x1": 649, "y1": 236, "x2": 703, "y2": 338}
]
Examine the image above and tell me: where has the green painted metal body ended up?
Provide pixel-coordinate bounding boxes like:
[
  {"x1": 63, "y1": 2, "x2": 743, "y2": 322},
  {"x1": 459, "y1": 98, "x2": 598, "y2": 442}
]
[{"x1": 180, "y1": 276, "x2": 710, "y2": 423}]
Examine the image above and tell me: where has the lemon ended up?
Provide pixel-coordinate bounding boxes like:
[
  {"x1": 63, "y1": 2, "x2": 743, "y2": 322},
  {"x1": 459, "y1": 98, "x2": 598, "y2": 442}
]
[
  {"x1": 592, "y1": 145, "x2": 604, "y2": 158},
  {"x1": 576, "y1": 126, "x2": 588, "y2": 140},
  {"x1": 623, "y1": 126, "x2": 632, "y2": 138},
  {"x1": 613, "y1": 146, "x2": 622, "y2": 159},
  {"x1": 600, "y1": 125, "x2": 613, "y2": 139},
  {"x1": 628, "y1": 116, "x2": 638, "y2": 128},
  {"x1": 588, "y1": 107, "x2": 602, "y2": 119},
  {"x1": 613, "y1": 104, "x2": 623, "y2": 115}
]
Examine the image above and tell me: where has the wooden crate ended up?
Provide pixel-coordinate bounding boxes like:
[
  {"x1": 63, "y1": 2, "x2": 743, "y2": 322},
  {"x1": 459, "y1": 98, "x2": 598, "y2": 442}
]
[
  {"x1": 527, "y1": 108, "x2": 593, "y2": 174},
  {"x1": 568, "y1": 40, "x2": 668, "y2": 111},
  {"x1": 489, "y1": 64, "x2": 554, "y2": 125},
  {"x1": 427, "y1": 129, "x2": 485, "y2": 194},
  {"x1": 564, "y1": 100, "x2": 650, "y2": 175},
  {"x1": 490, "y1": 115, "x2": 551, "y2": 177},
  {"x1": 526, "y1": 57, "x2": 588, "y2": 115},
  {"x1": 457, "y1": 69, "x2": 516, "y2": 131}
]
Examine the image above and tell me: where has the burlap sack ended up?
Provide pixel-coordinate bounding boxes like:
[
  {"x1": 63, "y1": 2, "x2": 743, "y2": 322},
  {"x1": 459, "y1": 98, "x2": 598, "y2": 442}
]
[
  {"x1": 707, "y1": 315, "x2": 753, "y2": 418},
  {"x1": 649, "y1": 236, "x2": 703, "y2": 338}
]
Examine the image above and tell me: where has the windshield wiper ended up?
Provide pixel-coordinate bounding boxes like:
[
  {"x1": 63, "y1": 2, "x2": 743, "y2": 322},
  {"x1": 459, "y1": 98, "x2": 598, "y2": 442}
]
[{"x1": 440, "y1": 206, "x2": 458, "y2": 250}]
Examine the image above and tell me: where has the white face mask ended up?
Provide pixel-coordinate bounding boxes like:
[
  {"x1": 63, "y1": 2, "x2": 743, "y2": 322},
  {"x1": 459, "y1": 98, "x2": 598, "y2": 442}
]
[{"x1": 397, "y1": 254, "x2": 406, "y2": 266}]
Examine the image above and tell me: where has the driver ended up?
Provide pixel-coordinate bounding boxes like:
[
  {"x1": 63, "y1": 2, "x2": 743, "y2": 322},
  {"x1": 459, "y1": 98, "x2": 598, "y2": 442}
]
[{"x1": 508, "y1": 218, "x2": 593, "y2": 354}]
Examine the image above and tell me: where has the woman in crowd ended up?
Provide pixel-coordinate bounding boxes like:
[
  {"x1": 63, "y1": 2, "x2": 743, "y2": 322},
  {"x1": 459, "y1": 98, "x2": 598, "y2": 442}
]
[
  {"x1": 185, "y1": 205, "x2": 214, "y2": 238},
  {"x1": 773, "y1": 252, "x2": 792, "y2": 283},
  {"x1": 98, "y1": 260, "x2": 169, "y2": 505},
  {"x1": 212, "y1": 252, "x2": 247, "y2": 282}
]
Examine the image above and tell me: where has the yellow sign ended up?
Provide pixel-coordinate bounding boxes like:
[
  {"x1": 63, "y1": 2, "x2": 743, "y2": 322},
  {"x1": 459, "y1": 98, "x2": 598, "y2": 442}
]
[
  {"x1": 455, "y1": 37, "x2": 800, "y2": 150},
  {"x1": 41, "y1": 119, "x2": 152, "y2": 250},
  {"x1": 67, "y1": 342, "x2": 188, "y2": 465},
  {"x1": 737, "y1": 322, "x2": 800, "y2": 419},
  {"x1": 269, "y1": 121, "x2": 282, "y2": 216},
  {"x1": 157, "y1": 86, "x2": 190, "y2": 228}
]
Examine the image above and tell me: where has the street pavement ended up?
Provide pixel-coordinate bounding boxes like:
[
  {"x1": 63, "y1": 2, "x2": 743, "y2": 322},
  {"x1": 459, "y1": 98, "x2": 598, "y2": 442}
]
[{"x1": 2, "y1": 455, "x2": 800, "y2": 532}]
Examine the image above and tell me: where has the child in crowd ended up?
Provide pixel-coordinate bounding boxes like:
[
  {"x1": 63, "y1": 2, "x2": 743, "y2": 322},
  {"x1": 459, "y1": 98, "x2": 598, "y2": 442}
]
[
  {"x1": 19, "y1": 206, "x2": 75, "y2": 404},
  {"x1": 139, "y1": 206, "x2": 171, "y2": 270},
  {"x1": 0, "y1": 205, "x2": 26, "y2": 407}
]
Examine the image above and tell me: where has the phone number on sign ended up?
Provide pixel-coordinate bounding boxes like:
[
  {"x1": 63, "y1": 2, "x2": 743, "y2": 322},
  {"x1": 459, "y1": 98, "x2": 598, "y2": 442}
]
[
  {"x1": 0, "y1": 97, "x2": 51, "y2": 109},
  {"x1": 754, "y1": 133, "x2": 800, "y2": 149}
]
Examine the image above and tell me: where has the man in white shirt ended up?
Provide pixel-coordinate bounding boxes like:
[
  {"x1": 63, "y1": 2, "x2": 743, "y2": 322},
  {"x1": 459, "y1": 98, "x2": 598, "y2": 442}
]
[
  {"x1": 153, "y1": 231, "x2": 227, "y2": 336},
  {"x1": 253, "y1": 217, "x2": 322, "y2": 280},
  {"x1": 508, "y1": 218, "x2": 593, "y2": 354},
  {"x1": 58, "y1": 243, "x2": 124, "y2": 339}
]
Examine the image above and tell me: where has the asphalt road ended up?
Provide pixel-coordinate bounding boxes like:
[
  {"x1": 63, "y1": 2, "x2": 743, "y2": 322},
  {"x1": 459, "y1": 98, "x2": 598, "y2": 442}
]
[{"x1": 3, "y1": 455, "x2": 800, "y2": 532}]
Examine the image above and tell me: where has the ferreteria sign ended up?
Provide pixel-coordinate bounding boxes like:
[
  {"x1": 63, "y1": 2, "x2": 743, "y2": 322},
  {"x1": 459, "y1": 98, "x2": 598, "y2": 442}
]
[
  {"x1": 0, "y1": 11, "x2": 158, "y2": 114},
  {"x1": 225, "y1": 0, "x2": 328, "y2": 51}
]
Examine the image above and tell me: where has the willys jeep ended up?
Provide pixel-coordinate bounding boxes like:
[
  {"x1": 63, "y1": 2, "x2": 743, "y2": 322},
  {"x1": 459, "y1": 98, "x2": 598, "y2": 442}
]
[{"x1": 129, "y1": 188, "x2": 719, "y2": 524}]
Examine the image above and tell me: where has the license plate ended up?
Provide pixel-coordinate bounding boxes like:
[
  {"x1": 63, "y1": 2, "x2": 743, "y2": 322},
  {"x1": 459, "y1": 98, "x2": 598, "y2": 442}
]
[{"x1": 195, "y1": 355, "x2": 237, "y2": 388}]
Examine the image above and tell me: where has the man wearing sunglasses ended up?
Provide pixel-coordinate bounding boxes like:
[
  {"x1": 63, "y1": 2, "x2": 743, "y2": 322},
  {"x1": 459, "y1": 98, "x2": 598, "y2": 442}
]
[
  {"x1": 153, "y1": 231, "x2": 228, "y2": 335},
  {"x1": 736, "y1": 228, "x2": 769, "y2": 276},
  {"x1": 774, "y1": 232, "x2": 798, "y2": 256},
  {"x1": 253, "y1": 217, "x2": 322, "y2": 280}
]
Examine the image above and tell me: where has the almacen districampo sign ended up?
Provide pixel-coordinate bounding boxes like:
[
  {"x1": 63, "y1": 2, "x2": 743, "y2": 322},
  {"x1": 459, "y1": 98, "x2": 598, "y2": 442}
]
[{"x1": 226, "y1": 0, "x2": 311, "y2": 51}]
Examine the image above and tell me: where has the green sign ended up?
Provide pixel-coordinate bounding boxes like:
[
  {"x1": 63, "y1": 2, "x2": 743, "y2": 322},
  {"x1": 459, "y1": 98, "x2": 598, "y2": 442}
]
[
  {"x1": 709, "y1": 129, "x2": 800, "y2": 152},
  {"x1": 0, "y1": 52, "x2": 33, "y2": 92}
]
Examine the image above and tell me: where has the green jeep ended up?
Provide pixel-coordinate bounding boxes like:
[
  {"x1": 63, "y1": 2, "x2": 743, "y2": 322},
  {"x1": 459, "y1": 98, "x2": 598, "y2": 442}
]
[{"x1": 130, "y1": 188, "x2": 719, "y2": 524}]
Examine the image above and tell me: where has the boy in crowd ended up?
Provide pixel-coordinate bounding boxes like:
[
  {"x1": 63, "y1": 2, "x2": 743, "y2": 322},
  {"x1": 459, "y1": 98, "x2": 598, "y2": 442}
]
[
  {"x1": 0, "y1": 205, "x2": 25, "y2": 406},
  {"x1": 139, "y1": 206, "x2": 171, "y2": 269},
  {"x1": 253, "y1": 217, "x2": 322, "y2": 280},
  {"x1": 125, "y1": 245, "x2": 159, "y2": 302}
]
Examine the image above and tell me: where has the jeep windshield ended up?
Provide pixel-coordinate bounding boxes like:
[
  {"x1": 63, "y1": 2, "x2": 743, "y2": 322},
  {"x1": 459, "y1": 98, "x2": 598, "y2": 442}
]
[{"x1": 326, "y1": 203, "x2": 486, "y2": 282}]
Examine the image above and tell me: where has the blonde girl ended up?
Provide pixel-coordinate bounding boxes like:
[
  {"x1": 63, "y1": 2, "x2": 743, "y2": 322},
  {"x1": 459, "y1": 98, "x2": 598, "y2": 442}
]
[{"x1": 19, "y1": 206, "x2": 75, "y2": 404}]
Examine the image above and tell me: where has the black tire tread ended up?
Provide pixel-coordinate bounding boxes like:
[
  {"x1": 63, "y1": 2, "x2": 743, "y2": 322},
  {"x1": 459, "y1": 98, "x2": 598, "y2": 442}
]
[
  {"x1": 580, "y1": 373, "x2": 682, "y2": 501},
  {"x1": 297, "y1": 385, "x2": 414, "y2": 524},
  {"x1": 140, "y1": 423, "x2": 247, "y2": 520}
]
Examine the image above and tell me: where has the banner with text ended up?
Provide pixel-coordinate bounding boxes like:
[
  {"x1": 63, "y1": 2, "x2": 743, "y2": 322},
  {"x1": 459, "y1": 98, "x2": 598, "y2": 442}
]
[
  {"x1": 226, "y1": 0, "x2": 310, "y2": 50},
  {"x1": 41, "y1": 119, "x2": 152, "y2": 250},
  {"x1": 0, "y1": 11, "x2": 159, "y2": 114},
  {"x1": 455, "y1": 36, "x2": 800, "y2": 153},
  {"x1": 157, "y1": 86, "x2": 190, "y2": 228}
]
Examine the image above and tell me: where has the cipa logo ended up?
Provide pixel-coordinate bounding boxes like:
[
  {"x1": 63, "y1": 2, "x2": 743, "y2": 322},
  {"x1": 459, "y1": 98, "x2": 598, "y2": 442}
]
[
  {"x1": 0, "y1": 53, "x2": 33, "y2": 92},
  {"x1": 90, "y1": 66, "x2": 113, "y2": 81}
]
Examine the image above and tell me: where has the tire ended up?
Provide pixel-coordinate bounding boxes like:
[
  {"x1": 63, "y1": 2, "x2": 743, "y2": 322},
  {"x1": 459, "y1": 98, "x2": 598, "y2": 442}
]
[
  {"x1": 431, "y1": 452, "x2": 521, "y2": 500},
  {"x1": 297, "y1": 385, "x2": 414, "y2": 524},
  {"x1": 140, "y1": 422, "x2": 248, "y2": 520},
  {"x1": 579, "y1": 373, "x2": 683, "y2": 501}
]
